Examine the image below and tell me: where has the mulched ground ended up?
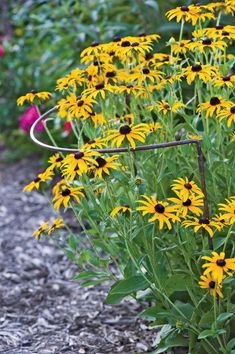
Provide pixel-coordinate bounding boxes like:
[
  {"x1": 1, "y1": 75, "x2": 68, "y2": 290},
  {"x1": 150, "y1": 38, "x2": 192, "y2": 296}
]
[{"x1": 0, "y1": 153, "x2": 155, "y2": 354}]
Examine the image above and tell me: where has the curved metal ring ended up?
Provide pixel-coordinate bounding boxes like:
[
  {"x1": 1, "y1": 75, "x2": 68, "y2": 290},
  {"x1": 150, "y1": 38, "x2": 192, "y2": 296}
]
[{"x1": 30, "y1": 106, "x2": 199, "y2": 154}]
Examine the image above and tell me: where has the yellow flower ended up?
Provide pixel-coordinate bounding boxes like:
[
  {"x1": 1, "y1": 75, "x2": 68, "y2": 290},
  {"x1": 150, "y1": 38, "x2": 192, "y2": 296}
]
[
  {"x1": 110, "y1": 205, "x2": 131, "y2": 217},
  {"x1": 171, "y1": 177, "x2": 204, "y2": 202},
  {"x1": 168, "y1": 192, "x2": 203, "y2": 218},
  {"x1": 157, "y1": 100, "x2": 185, "y2": 115},
  {"x1": 205, "y1": 25, "x2": 235, "y2": 40},
  {"x1": 106, "y1": 124, "x2": 148, "y2": 149},
  {"x1": 183, "y1": 63, "x2": 216, "y2": 85},
  {"x1": 230, "y1": 131, "x2": 235, "y2": 141},
  {"x1": 197, "y1": 96, "x2": 229, "y2": 118},
  {"x1": 218, "y1": 197, "x2": 235, "y2": 224},
  {"x1": 53, "y1": 184, "x2": 84, "y2": 209},
  {"x1": 182, "y1": 217, "x2": 220, "y2": 238},
  {"x1": 202, "y1": 251, "x2": 235, "y2": 283},
  {"x1": 33, "y1": 222, "x2": 49, "y2": 240},
  {"x1": 214, "y1": 74, "x2": 235, "y2": 88},
  {"x1": 68, "y1": 94, "x2": 96, "y2": 119},
  {"x1": 198, "y1": 274, "x2": 223, "y2": 298},
  {"x1": 130, "y1": 66, "x2": 163, "y2": 85},
  {"x1": 219, "y1": 104, "x2": 235, "y2": 127},
  {"x1": 115, "y1": 36, "x2": 156, "y2": 59},
  {"x1": 62, "y1": 150, "x2": 100, "y2": 181},
  {"x1": 56, "y1": 68, "x2": 85, "y2": 91},
  {"x1": 137, "y1": 195, "x2": 179, "y2": 230},
  {"x1": 23, "y1": 169, "x2": 53, "y2": 192},
  {"x1": 17, "y1": 91, "x2": 51, "y2": 106},
  {"x1": 188, "y1": 39, "x2": 227, "y2": 53},
  {"x1": 47, "y1": 153, "x2": 63, "y2": 171},
  {"x1": 47, "y1": 218, "x2": 65, "y2": 235},
  {"x1": 212, "y1": 213, "x2": 230, "y2": 230},
  {"x1": 114, "y1": 84, "x2": 146, "y2": 96},
  {"x1": 187, "y1": 133, "x2": 202, "y2": 140},
  {"x1": 166, "y1": 5, "x2": 214, "y2": 26},
  {"x1": 145, "y1": 122, "x2": 162, "y2": 133},
  {"x1": 92, "y1": 155, "x2": 121, "y2": 179},
  {"x1": 83, "y1": 82, "x2": 113, "y2": 99},
  {"x1": 82, "y1": 138, "x2": 107, "y2": 150},
  {"x1": 171, "y1": 40, "x2": 191, "y2": 55}
]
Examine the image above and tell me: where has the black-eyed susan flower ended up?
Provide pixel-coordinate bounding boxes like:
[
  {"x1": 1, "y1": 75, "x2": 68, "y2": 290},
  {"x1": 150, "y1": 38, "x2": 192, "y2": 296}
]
[
  {"x1": 166, "y1": 5, "x2": 213, "y2": 26},
  {"x1": 230, "y1": 132, "x2": 235, "y2": 141},
  {"x1": 188, "y1": 39, "x2": 227, "y2": 53},
  {"x1": 47, "y1": 218, "x2": 65, "y2": 235},
  {"x1": 83, "y1": 81, "x2": 113, "y2": 99},
  {"x1": 212, "y1": 213, "x2": 230, "y2": 230},
  {"x1": 110, "y1": 205, "x2": 131, "y2": 217},
  {"x1": 171, "y1": 40, "x2": 191, "y2": 55},
  {"x1": 68, "y1": 94, "x2": 96, "y2": 119},
  {"x1": 17, "y1": 91, "x2": 51, "y2": 106},
  {"x1": 218, "y1": 197, "x2": 235, "y2": 224},
  {"x1": 197, "y1": 96, "x2": 229, "y2": 118},
  {"x1": 157, "y1": 100, "x2": 185, "y2": 115},
  {"x1": 53, "y1": 184, "x2": 84, "y2": 209},
  {"x1": 182, "y1": 217, "x2": 220, "y2": 237},
  {"x1": 205, "y1": 25, "x2": 235, "y2": 40},
  {"x1": 62, "y1": 149, "x2": 100, "y2": 178},
  {"x1": 137, "y1": 195, "x2": 179, "y2": 230},
  {"x1": 214, "y1": 74, "x2": 235, "y2": 88},
  {"x1": 171, "y1": 177, "x2": 204, "y2": 202},
  {"x1": 145, "y1": 122, "x2": 162, "y2": 133},
  {"x1": 219, "y1": 105, "x2": 235, "y2": 127},
  {"x1": 23, "y1": 169, "x2": 54, "y2": 192},
  {"x1": 183, "y1": 63, "x2": 216, "y2": 85},
  {"x1": 168, "y1": 192, "x2": 203, "y2": 218},
  {"x1": 115, "y1": 36, "x2": 155, "y2": 58},
  {"x1": 106, "y1": 124, "x2": 148, "y2": 149},
  {"x1": 92, "y1": 155, "x2": 121, "y2": 179},
  {"x1": 202, "y1": 251, "x2": 235, "y2": 283},
  {"x1": 198, "y1": 274, "x2": 223, "y2": 298},
  {"x1": 33, "y1": 222, "x2": 49, "y2": 240},
  {"x1": 187, "y1": 133, "x2": 202, "y2": 140},
  {"x1": 114, "y1": 84, "x2": 146, "y2": 96},
  {"x1": 47, "y1": 153, "x2": 64, "y2": 171},
  {"x1": 130, "y1": 66, "x2": 163, "y2": 85},
  {"x1": 82, "y1": 138, "x2": 107, "y2": 150}
]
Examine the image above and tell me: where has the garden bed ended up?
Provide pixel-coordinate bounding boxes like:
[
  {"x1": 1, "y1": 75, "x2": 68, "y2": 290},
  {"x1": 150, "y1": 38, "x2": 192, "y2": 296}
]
[{"x1": 0, "y1": 153, "x2": 154, "y2": 354}]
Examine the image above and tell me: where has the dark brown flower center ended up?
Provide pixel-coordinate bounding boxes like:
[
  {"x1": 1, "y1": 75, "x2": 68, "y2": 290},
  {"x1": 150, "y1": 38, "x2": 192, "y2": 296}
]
[
  {"x1": 163, "y1": 104, "x2": 170, "y2": 109},
  {"x1": 145, "y1": 53, "x2": 153, "y2": 60},
  {"x1": 181, "y1": 6, "x2": 189, "y2": 11},
  {"x1": 192, "y1": 64, "x2": 202, "y2": 72},
  {"x1": 222, "y1": 31, "x2": 229, "y2": 36},
  {"x1": 202, "y1": 39, "x2": 212, "y2": 45},
  {"x1": 154, "y1": 204, "x2": 165, "y2": 213},
  {"x1": 88, "y1": 139, "x2": 96, "y2": 144},
  {"x1": 230, "y1": 106, "x2": 235, "y2": 114},
  {"x1": 56, "y1": 157, "x2": 63, "y2": 162},
  {"x1": 222, "y1": 75, "x2": 231, "y2": 81},
  {"x1": 121, "y1": 40, "x2": 131, "y2": 47},
  {"x1": 184, "y1": 182, "x2": 192, "y2": 190},
  {"x1": 96, "y1": 157, "x2": 107, "y2": 168},
  {"x1": 95, "y1": 82, "x2": 105, "y2": 90},
  {"x1": 61, "y1": 188, "x2": 71, "y2": 197},
  {"x1": 209, "y1": 281, "x2": 215, "y2": 289},
  {"x1": 210, "y1": 97, "x2": 220, "y2": 106},
  {"x1": 143, "y1": 67, "x2": 150, "y2": 75},
  {"x1": 74, "y1": 152, "x2": 84, "y2": 159},
  {"x1": 31, "y1": 90, "x2": 38, "y2": 94},
  {"x1": 106, "y1": 71, "x2": 116, "y2": 78},
  {"x1": 162, "y1": 56, "x2": 169, "y2": 62},
  {"x1": 113, "y1": 37, "x2": 121, "y2": 42},
  {"x1": 216, "y1": 259, "x2": 226, "y2": 267},
  {"x1": 119, "y1": 125, "x2": 132, "y2": 135},
  {"x1": 180, "y1": 43, "x2": 185, "y2": 47},
  {"x1": 34, "y1": 177, "x2": 41, "y2": 183},
  {"x1": 132, "y1": 42, "x2": 139, "y2": 47},
  {"x1": 183, "y1": 199, "x2": 192, "y2": 206},
  {"x1": 165, "y1": 75, "x2": 172, "y2": 80},
  {"x1": 215, "y1": 25, "x2": 224, "y2": 30},
  {"x1": 109, "y1": 50, "x2": 115, "y2": 56},
  {"x1": 90, "y1": 42, "x2": 99, "y2": 47},
  {"x1": 126, "y1": 84, "x2": 134, "y2": 88},
  {"x1": 199, "y1": 217, "x2": 210, "y2": 224},
  {"x1": 77, "y1": 100, "x2": 84, "y2": 107}
]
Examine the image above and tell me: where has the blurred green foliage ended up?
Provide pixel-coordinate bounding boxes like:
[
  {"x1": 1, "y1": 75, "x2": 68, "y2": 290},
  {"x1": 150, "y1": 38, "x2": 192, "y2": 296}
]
[{"x1": 0, "y1": 0, "x2": 195, "y2": 133}]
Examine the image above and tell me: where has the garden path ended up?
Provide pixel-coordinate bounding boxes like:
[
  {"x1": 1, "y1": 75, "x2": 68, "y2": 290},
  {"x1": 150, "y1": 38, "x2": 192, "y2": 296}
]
[{"x1": 0, "y1": 153, "x2": 153, "y2": 354}]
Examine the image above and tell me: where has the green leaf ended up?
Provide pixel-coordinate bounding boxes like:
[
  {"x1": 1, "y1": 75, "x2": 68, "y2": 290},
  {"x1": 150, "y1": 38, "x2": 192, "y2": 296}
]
[
  {"x1": 199, "y1": 310, "x2": 214, "y2": 328},
  {"x1": 105, "y1": 275, "x2": 148, "y2": 305},
  {"x1": 73, "y1": 270, "x2": 108, "y2": 280},
  {"x1": 173, "y1": 301, "x2": 194, "y2": 320},
  {"x1": 68, "y1": 234, "x2": 78, "y2": 251},
  {"x1": 227, "y1": 338, "x2": 235, "y2": 351},
  {"x1": 216, "y1": 312, "x2": 234, "y2": 324},
  {"x1": 80, "y1": 278, "x2": 110, "y2": 287},
  {"x1": 198, "y1": 329, "x2": 216, "y2": 339},
  {"x1": 165, "y1": 274, "x2": 191, "y2": 295}
]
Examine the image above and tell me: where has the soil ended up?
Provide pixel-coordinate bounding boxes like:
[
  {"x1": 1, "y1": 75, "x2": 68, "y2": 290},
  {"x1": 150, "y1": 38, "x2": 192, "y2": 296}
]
[{"x1": 0, "y1": 153, "x2": 156, "y2": 354}]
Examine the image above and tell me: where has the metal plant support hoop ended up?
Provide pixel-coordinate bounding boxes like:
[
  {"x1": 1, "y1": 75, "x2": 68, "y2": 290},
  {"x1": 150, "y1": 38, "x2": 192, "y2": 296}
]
[{"x1": 30, "y1": 106, "x2": 213, "y2": 250}]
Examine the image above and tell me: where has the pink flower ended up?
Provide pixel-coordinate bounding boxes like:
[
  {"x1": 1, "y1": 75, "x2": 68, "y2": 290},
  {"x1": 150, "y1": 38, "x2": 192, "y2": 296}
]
[
  {"x1": 19, "y1": 105, "x2": 44, "y2": 133},
  {"x1": 64, "y1": 121, "x2": 72, "y2": 134},
  {"x1": 0, "y1": 45, "x2": 4, "y2": 57}
]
